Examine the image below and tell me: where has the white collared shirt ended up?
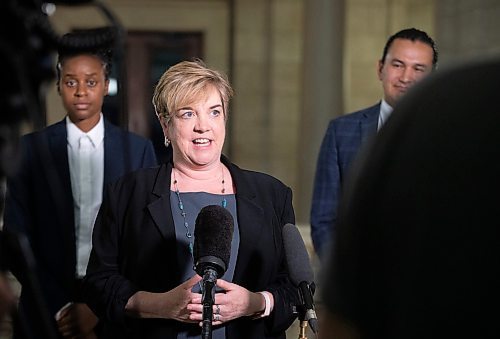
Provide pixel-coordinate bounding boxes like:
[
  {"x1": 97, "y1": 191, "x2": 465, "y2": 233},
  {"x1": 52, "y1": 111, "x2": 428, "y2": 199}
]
[
  {"x1": 378, "y1": 99, "x2": 393, "y2": 131},
  {"x1": 66, "y1": 114, "x2": 105, "y2": 277}
]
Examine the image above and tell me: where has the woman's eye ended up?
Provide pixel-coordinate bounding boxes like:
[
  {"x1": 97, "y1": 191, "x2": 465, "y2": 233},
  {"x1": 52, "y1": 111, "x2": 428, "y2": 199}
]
[
  {"x1": 211, "y1": 110, "x2": 221, "y2": 117},
  {"x1": 181, "y1": 111, "x2": 195, "y2": 119}
]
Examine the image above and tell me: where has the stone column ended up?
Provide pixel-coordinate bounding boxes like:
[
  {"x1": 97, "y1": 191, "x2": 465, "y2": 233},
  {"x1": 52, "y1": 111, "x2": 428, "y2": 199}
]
[{"x1": 297, "y1": 0, "x2": 345, "y2": 225}]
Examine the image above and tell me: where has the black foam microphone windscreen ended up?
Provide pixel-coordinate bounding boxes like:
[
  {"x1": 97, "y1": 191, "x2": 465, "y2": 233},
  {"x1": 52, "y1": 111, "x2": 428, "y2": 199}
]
[
  {"x1": 283, "y1": 223, "x2": 314, "y2": 286},
  {"x1": 283, "y1": 223, "x2": 319, "y2": 333},
  {"x1": 194, "y1": 205, "x2": 234, "y2": 277}
]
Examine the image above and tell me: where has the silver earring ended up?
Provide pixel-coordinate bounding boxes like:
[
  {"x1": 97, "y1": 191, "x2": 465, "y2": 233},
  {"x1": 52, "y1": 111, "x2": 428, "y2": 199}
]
[{"x1": 164, "y1": 137, "x2": 171, "y2": 147}]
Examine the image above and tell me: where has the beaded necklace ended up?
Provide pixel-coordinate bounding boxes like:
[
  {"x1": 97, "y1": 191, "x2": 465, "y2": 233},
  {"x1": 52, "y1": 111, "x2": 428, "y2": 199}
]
[{"x1": 172, "y1": 166, "x2": 227, "y2": 256}]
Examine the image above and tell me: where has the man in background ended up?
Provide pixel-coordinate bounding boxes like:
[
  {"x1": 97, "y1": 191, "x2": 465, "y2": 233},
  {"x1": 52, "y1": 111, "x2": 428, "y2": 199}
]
[
  {"x1": 310, "y1": 28, "x2": 438, "y2": 260},
  {"x1": 3, "y1": 30, "x2": 157, "y2": 338},
  {"x1": 320, "y1": 57, "x2": 500, "y2": 339}
]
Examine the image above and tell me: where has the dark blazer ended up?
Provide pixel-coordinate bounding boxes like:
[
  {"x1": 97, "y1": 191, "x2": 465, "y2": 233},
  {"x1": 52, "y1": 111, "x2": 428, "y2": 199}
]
[
  {"x1": 83, "y1": 156, "x2": 298, "y2": 338},
  {"x1": 3, "y1": 118, "x2": 157, "y2": 322},
  {"x1": 310, "y1": 103, "x2": 380, "y2": 259}
]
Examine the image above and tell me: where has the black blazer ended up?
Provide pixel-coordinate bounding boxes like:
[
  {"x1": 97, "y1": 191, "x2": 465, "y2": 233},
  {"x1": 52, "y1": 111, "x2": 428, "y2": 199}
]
[
  {"x1": 83, "y1": 156, "x2": 298, "y2": 338},
  {"x1": 3, "y1": 118, "x2": 157, "y2": 320}
]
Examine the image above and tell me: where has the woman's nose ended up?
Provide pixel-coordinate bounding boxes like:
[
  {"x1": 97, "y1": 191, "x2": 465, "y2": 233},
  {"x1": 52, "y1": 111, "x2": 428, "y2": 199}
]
[
  {"x1": 75, "y1": 83, "x2": 87, "y2": 97},
  {"x1": 194, "y1": 114, "x2": 210, "y2": 132}
]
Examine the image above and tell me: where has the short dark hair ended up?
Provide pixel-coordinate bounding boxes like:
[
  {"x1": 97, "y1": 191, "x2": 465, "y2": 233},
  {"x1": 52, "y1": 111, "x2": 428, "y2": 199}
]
[
  {"x1": 380, "y1": 28, "x2": 438, "y2": 70},
  {"x1": 56, "y1": 28, "x2": 115, "y2": 84}
]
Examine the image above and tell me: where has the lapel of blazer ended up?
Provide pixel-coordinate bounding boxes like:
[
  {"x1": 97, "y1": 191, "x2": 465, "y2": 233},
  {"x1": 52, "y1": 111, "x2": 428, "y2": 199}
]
[
  {"x1": 360, "y1": 102, "x2": 381, "y2": 143},
  {"x1": 146, "y1": 162, "x2": 181, "y2": 277},
  {"x1": 45, "y1": 120, "x2": 76, "y2": 272},
  {"x1": 147, "y1": 162, "x2": 174, "y2": 240},
  {"x1": 103, "y1": 119, "x2": 128, "y2": 187},
  {"x1": 47, "y1": 120, "x2": 74, "y2": 221},
  {"x1": 222, "y1": 157, "x2": 266, "y2": 284}
]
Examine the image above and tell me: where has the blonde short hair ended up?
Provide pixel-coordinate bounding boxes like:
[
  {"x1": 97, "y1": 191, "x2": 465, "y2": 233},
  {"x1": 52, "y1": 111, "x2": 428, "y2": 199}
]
[{"x1": 152, "y1": 59, "x2": 233, "y2": 124}]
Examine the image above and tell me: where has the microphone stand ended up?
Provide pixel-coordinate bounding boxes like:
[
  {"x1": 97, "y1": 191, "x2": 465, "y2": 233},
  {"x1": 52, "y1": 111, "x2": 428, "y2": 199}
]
[
  {"x1": 201, "y1": 269, "x2": 217, "y2": 339},
  {"x1": 298, "y1": 318, "x2": 309, "y2": 339},
  {"x1": 296, "y1": 282, "x2": 318, "y2": 339}
]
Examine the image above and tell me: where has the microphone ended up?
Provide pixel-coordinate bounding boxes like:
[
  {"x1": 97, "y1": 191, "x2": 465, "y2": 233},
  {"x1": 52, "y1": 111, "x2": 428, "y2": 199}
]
[
  {"x1": 194, "y1": 205, "x2": 234, "y2": 339},
  {"x1": 282, "y1": 223, "x2": 319, "y2": 334}
]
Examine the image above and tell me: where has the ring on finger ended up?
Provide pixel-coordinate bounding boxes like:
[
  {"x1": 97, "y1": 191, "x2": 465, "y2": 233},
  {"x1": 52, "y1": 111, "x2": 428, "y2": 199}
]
[
  {"x1": 215, "y1": 304, "x2": 220, "y2": 315},
  {"x1": 214, "y1": 314, "x2": 220, "y2": 321}
]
